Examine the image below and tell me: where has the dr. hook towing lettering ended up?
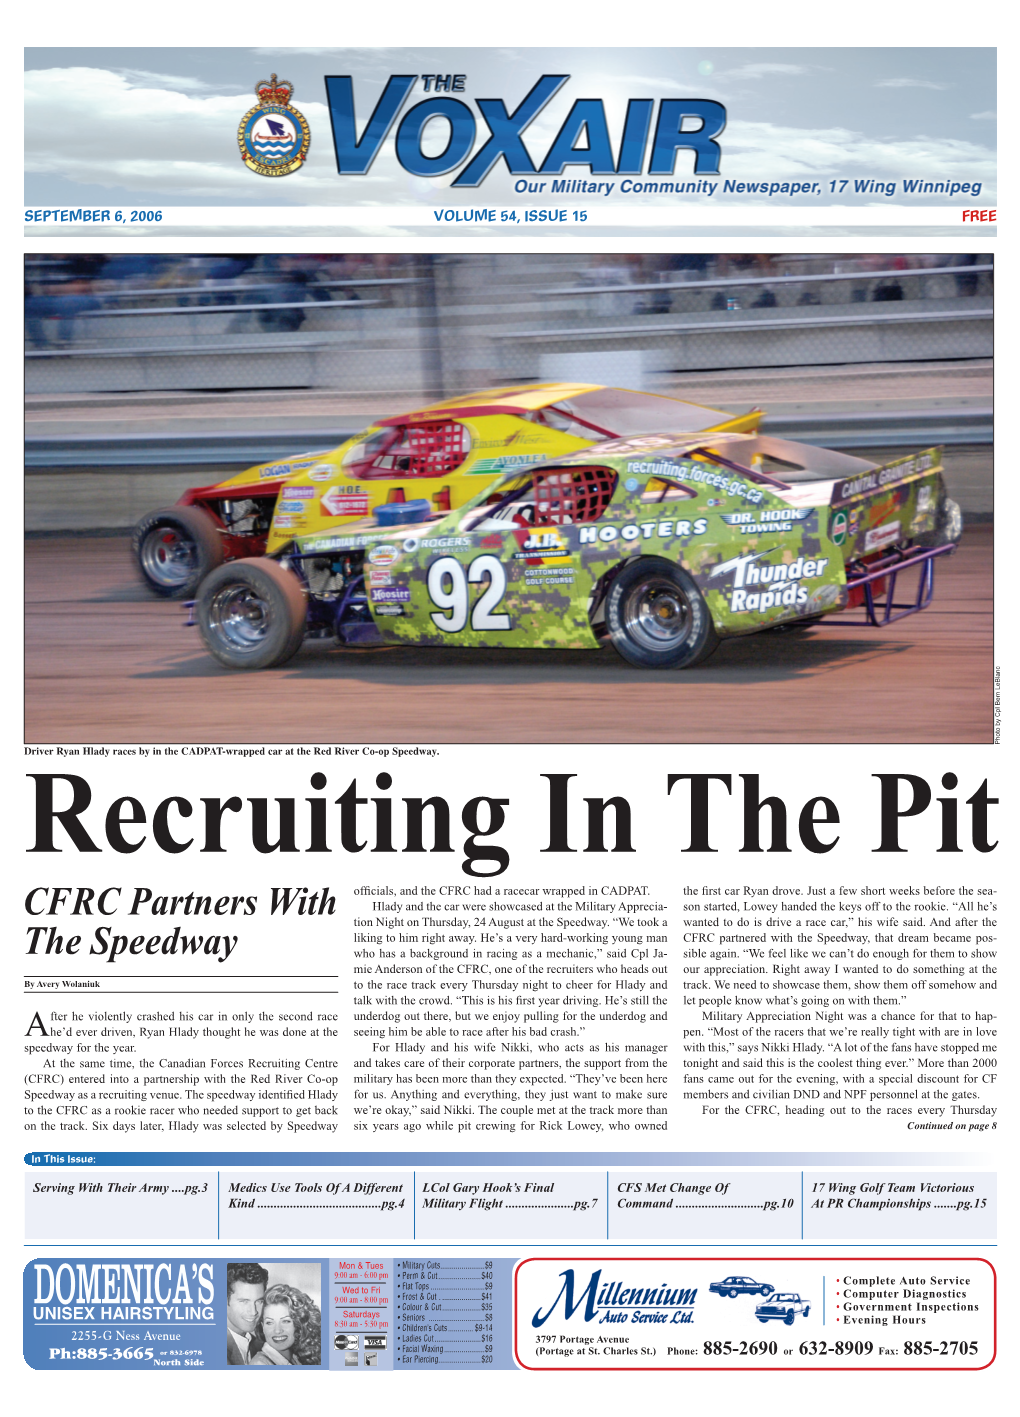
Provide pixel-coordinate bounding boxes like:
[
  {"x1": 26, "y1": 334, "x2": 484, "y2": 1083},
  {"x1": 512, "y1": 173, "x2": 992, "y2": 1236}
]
[{"x1": 25, "y1": 770, "x2": 998, "y2": 875}]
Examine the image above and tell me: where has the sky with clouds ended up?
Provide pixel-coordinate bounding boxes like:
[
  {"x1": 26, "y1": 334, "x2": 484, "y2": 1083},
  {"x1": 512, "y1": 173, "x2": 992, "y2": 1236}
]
[{"x1": 24, "y1": 48, "x2": 996, "y2": 207}]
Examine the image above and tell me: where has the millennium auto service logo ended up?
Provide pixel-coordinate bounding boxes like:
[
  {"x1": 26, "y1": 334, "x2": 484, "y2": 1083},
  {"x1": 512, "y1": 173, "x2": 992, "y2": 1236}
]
[{"x1": 238, "y1": 73, "x2": 310, "y2": 177}]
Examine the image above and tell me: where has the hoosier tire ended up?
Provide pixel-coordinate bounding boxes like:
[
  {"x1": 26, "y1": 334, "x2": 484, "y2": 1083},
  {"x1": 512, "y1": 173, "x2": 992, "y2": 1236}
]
[
  {"x1": 604, "y1": 556, "x2": 719, "y2": 669},
  {"x1": 133, "y1": 504, "x2": 224, "y2": 598},
  {"x1": 196, "y1": 558, "x2": 307, "y2": 671}
]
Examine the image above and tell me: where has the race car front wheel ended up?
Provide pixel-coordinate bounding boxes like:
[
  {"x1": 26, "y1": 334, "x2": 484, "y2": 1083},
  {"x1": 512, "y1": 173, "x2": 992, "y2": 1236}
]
[
  {"x1": 604, "y1": 557, "x2": 719, "y2": 669},
  {"x1": 133, "y1": 505, "x2": 224, "y2": 598},
  {"x1": 196, "y1": 559, "x2": 307, "y2": 671}
]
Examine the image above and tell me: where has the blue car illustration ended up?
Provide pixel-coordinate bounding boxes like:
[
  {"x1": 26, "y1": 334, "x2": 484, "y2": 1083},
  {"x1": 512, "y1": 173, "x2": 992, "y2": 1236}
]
[{"x1": 709, "y1": 1276, "x2": 775, "y2": 1298}]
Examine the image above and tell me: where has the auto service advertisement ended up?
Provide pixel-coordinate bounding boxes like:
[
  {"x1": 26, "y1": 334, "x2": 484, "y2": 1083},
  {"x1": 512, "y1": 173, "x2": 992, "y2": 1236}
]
[{"x1": 17, "y1": 19, "x2": 1007, "y2": 1417}]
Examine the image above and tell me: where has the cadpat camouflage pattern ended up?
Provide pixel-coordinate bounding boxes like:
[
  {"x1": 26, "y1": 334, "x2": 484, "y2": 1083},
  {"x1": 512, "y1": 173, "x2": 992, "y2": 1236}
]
[
  {"x1": 194, "y1": 431, "x2": 960, "y2": 670},
  {"x1": 295, "y1": 439, "x2": 951, "y2": 642}
]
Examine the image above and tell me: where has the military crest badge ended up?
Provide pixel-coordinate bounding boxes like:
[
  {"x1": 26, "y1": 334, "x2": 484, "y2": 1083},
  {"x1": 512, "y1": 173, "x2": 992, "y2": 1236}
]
[{"x1": 238, "y1": 74, "x2": 310, "y2": 177}]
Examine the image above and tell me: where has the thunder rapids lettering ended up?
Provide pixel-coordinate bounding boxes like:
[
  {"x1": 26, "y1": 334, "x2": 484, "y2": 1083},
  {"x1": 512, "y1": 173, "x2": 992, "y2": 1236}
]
[{"x1": 709, "y1": 551, "x2": 831, "y2": 614}]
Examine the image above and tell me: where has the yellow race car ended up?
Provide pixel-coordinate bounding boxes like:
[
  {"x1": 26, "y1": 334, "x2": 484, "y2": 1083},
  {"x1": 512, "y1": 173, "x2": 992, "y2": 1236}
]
[{"x1": 131, "y1": 382, "x2": 762, "y2": 596}]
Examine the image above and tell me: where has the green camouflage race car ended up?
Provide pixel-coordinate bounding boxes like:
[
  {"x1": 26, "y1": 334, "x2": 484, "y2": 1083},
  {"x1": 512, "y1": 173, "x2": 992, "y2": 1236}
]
[{"x1": 189, "y1": 430, "x2": 963, "y2": 671}]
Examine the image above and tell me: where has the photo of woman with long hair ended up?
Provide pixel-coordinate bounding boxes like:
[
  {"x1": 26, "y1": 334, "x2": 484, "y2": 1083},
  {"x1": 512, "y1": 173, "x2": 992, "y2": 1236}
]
[{"x1": 248, "y1": 1283, "x2": 321, "y2": 1367}]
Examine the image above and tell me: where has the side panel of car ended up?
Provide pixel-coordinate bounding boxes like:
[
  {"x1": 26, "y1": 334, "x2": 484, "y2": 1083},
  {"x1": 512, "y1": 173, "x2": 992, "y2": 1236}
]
[
  {"x1": 262, "y1": 416, "x2": 594, "y2": 552},
  {"x1": 366, "y1": 521, "x2": 601, "y2": 651},
  {"x1": 826, "y1": 457, "x2": 945, "y2": 562},
  {"x1": 211, "y1": 453, "x2": 336, "y2": 491},
  {"x1": 204, "y1": 403, "x2": 765, "y2": 555},
  {"x1": 305, "y1": 456, "x2": 846, "y2": 651},
  {"x1": 693, "y1": 500, "x2": 848, "y2": 633},
  {"x1": 290, "y1": 446, "x2": 947, "y2": 654},
  {"x1": 580, "y1": 451, "x2": 947, "y2": 639},
  {"x1": 570, "y1": 453, "x2": 848, "y2": 638}
]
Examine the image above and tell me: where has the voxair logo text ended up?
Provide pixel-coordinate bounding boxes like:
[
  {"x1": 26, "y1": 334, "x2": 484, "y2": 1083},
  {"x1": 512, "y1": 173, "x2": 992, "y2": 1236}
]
[{"x1": 324, "y1": 75, "x2": 726, "y2": 187}]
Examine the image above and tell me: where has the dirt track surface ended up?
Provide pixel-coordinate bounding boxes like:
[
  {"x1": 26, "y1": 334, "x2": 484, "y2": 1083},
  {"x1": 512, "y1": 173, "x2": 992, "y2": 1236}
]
[{"x1": 25, "y1": 530, "x2": 993, "y2": 745}]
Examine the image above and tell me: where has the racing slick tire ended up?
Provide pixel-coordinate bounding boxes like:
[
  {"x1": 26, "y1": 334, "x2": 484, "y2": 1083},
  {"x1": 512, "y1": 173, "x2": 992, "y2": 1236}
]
[
  {"x1": 196, "y1": 558, "x2": 307, "y2": 671},
  {"x1": 604, "y1": 557, "x2": 719, "y2": 670},
  {"x1": 917, "y1": 496, "x2": 963, "y2": 549},
  {"x1": 133, "y1": 505, "x2": 224, "y2": 599}
]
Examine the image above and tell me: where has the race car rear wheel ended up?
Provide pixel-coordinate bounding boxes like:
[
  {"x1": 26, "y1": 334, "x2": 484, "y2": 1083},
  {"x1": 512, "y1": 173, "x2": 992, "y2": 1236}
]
[
  {"x1": 133, "y1": 505, "x2": 224, "y2": 598},
  {"x1": 196, "y1": 559, "x2": 307, "y2": 671},
  {"x1": 604, "y1": 557, "x2": 719, "y2": 669}
]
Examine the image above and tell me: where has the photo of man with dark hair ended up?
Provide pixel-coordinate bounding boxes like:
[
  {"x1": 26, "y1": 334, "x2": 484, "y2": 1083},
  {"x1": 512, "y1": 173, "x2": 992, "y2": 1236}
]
[{"x1": 226, "y1": 1262, "x2": 269, "y2": 1365}]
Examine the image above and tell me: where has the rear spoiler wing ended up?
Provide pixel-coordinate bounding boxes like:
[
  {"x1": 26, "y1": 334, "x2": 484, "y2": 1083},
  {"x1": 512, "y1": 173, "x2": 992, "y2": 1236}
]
[{"x1": 829, "y1": 447, "x2": 943, "y2": 508}]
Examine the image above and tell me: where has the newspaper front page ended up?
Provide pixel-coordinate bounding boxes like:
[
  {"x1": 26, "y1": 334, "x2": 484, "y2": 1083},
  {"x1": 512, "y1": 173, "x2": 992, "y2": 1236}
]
[{"x1": 18, "y1": 19, "x2": 1006, "y2": 1417}]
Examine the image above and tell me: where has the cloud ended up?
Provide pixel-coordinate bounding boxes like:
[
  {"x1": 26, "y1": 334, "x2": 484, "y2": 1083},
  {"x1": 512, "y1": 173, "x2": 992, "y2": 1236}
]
[
  {"x1": 24, "y1": 66, "x2": 389, "y2": 202},
  {"x1": 601, "y1": 74, "x2": 699, "y2": 93},
  {"x1": 112, "y1": 69, "x2": 225, "y2": 92},
  {"x1": 715, "y1": 63, "x2": 811, "y2": 80},
  {"x1": 874, "y1": 77, "x2": 951, "y2": 90},
  {"x1": 249, "y1": 47, "x2": 357, "y2": 55},
  {"x1": 24, "y1": 66, "x2": 997, "y2": 208},
  {"x1": 721, "y1": 119, "x2": 995, "y2": 189},
  {"x1": 970, "y1": 110, "x2": 996, "y2": 120}
]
